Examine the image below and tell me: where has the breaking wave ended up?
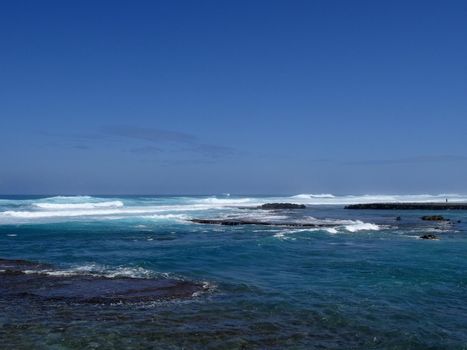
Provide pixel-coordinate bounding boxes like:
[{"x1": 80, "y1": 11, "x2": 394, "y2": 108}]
[
  {"x1": 1, "y1": 208, "x2": 153, "y2": 219},
  {"x1": 291, "y1": 193, "x2": 336, "y2": 199},
  {"x1": 33, "y1": 201, "x2": 124, "y2": 209},
  {"x1": 273, "y1": 219, "x2": 381, "y2": 239},
  {"x1": 287, "y1": 193, "x2": 466, "y2": 205},
  {"x1": 0, "y1": 193, "x2": 465, "y2": 224},
  {"x1": 344, "y1": 221, "x2": 380, "y2": 232},
  {"x1": 194, "y1": 197, "x2": 256, "y2": 205}
]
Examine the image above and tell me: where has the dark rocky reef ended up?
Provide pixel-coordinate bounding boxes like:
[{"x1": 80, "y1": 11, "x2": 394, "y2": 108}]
[
  {"x1": 258, "y1": 203, "x2": 306, "y2": 209},
  {"x1": 420, "y1": 234, "x2": 439, "y2": 240},
  {"x1": 421, "y1": 215, "x2": 448, "y2": 221},
  {"x1": 190, "y1": 218, "x2": 334, "y2": 228},
  {"x1": 0, "y1": 258, "x2": 52, "y2": 271},
  {"x1": 345, "y1": 203, "x2": 467, "y2": 210},
  {"x1": 0, "y1": 258, "x2": 205, "y2": 304}
]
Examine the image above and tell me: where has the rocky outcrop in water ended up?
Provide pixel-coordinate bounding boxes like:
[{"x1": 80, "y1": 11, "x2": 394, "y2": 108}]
[
  {"x1": 420, "y1": 234, "x2": 439, "y2": 240},
  {"x1": 258, "y1": 203, "x2": 306, "y2": 209},
  {"x1": 190, "y1": 218, "x2": 334, "y2": 228},
  {"x1": 345, "y1": 203, "x2": 467, "y2": 210},
  {"x1": 421, "y1": 215, "x2": 448, "y2": 221},
  {"x1": 0, "y1": 258, "x2": 205, "y2": 304}
]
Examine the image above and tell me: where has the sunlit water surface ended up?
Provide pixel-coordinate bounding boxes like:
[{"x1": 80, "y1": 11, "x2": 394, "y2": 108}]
[{"x1": 1, "y1": 194, "x2": 467, "y2": 349}]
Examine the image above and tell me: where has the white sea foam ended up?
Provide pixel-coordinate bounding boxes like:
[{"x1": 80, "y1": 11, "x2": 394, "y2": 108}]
[
  {"x1": 0, "y1": 205, "x2": 216, "y2": 220},
  {"x1": 274, "y1": 228, "x2": 315, "y2": 239},
  {"x1": 325, "y1": 228, "x2": 338, "y2": 234},
  {"x1": 0, "y1": 208, "x2": 152, "y2": 219},
  {"x1": 33, "y1": 200, "x2": 124, "y2": 209},
  {"x1": 344, "y1": 221, "x2": 380, "y2": 232},
  {"x1": 291, "y1": 193, "x2": 336, "y2": 199},
  {"x1": 24, "y1": 263, "x2": 160, "y2": 279},
  {"x1": 143, "y1": 213, "x2": 190, "y2": 222},
  {"x1": 192, "y1": 281, "x2": 215, "y2": 297},
  {"x1": 272, "y1": 219, "x2": 380, "y2": 239},
  {"x1": 227, "y1": 211, "x2": 289, "y2": 221},
  {"x1": 35, "y1": 195, "x2": 95, "y2": 203},
  {"x1": 287, "y1": 193, "x2": 467, "y2": 205},
  {"x1": 194, "y1": 197, "x2": 256, "y2": 205},
  {"x1": 0, "y1": 196, "x2": 261, "y2": 223},
  {"x1": 1, "y1": 193, "x2": 466, "y2": 224}
]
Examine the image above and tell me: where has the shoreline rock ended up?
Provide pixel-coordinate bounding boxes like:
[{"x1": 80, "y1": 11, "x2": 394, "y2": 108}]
[{"x1": 345, "y1": 203, "x2": 467, "y2": 210}]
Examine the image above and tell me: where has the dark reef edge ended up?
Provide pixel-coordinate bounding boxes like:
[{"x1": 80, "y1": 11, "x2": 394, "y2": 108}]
[
  {"x1": 190, "y1": 218, "x2": 335, "y2": 227},
  {"x1": 345, "y1": 203, "x2": 467, "y2": 210},
  {"x1": 0, "y1": 258, "x2": 206, "y2": 304}
]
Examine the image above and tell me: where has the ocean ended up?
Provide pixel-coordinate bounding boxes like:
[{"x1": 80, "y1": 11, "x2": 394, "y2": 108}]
[{"x1": 1, "y1": 194, "x2": 467, "y2": 349}]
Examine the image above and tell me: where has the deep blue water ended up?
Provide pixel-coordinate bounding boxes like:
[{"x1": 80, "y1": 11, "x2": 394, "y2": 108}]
[{"x1": 1, "y1": 195, "x2": 467, "y2": 349}]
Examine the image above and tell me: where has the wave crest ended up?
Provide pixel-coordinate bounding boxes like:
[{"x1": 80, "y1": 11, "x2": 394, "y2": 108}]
[
  {"x1": 288, "y1": 193, "x2": 466, "y2": 205},
  {"x1": 344, "y1": 220, "x2": 380, "y2": 232},
  {"x1": 291, "y1": 193, "x2": 336, "y2": 199},
  {"x1": 33, "y1": 201, "x2": 124, "y2": 209}
]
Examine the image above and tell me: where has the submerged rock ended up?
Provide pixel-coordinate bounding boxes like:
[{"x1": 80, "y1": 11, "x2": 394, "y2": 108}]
[
  {"x1": 420, "y1": 234, "x2": 439, "y2": 240},
  {"x1": 421, "y1": 215, "x2": 447, "y2": 221},
  {"x1": 0, "y1": 258, "x2": 205, "y2": 304},
  {"x1": 258, "y1": 203, "x2": 306, "y2": 209},
  {"x1": 0, "y1": 258, "x2": 51, "y2": 271}
]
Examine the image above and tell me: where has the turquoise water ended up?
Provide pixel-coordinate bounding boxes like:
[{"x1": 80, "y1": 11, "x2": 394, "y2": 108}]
[{"x1": 1, "y1": 195, "x2": 467, "y2": 349}]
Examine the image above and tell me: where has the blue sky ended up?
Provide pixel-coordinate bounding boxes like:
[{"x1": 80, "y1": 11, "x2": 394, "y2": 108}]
[{"x1": 1, "y1": 0, "x2": 466, "y2": 194}]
